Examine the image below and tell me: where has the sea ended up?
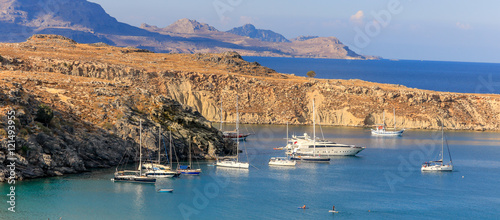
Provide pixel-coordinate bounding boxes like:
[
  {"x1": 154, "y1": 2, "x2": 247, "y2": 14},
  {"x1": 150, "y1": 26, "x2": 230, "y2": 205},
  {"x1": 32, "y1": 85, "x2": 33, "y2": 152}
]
[
  {"x1": 2, "y1": 58, "x2": 500, "y2": 219},
  {"x1": 243, "y1": 57, "x2": 500, "y2": 94}
]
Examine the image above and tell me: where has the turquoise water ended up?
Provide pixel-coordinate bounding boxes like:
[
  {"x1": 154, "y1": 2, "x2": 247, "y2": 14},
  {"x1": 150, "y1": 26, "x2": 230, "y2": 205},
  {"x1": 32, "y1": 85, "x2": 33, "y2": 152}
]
[
  {"x1": 2, "y1": 124, "x2": 500, "y2": 219},
  {"x1": 243, "y1": 57, "x2": 500, "y2": 94}
]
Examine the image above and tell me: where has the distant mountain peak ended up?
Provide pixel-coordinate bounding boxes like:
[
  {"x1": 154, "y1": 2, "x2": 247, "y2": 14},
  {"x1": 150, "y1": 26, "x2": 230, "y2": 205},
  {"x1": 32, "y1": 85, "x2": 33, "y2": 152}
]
[
  {"x1": 227, "y1": 24, "x2": 290, "y2": 43},
  {"x1": 163, "y1": 18, "x2": 219, "y2": 34}
]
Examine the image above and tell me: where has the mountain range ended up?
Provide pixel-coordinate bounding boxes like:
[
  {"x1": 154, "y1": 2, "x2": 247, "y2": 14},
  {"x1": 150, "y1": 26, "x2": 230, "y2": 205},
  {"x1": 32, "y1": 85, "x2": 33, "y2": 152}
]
[{"x1": 0, "y1": 0, "x2": 376, "y2": 59}]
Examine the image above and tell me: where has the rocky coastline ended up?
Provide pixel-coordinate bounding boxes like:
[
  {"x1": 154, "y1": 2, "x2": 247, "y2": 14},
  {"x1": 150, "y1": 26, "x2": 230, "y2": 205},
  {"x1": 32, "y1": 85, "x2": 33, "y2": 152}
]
[{"x1": 1, "y1": 35, "x2": 500, "y2": 181}]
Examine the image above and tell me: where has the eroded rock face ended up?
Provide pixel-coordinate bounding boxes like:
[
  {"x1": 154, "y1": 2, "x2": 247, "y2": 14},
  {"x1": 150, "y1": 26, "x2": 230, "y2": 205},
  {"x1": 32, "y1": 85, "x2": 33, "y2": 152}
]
[{"x1": 2, "y1": 36, "x2": 500, "y2": 132}]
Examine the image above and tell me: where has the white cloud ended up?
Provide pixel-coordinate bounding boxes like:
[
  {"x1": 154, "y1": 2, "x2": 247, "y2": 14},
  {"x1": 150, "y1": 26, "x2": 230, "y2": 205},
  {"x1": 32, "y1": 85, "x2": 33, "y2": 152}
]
[
  {"x1": 350, "y1": 10, "x2": 365, "y2": 26},
  {"x1": 239, "y1": 16, "x2": 254, "y2": 25},
  {"x1": 456, "y1": 22, "x2": 471, "y2": 30}
]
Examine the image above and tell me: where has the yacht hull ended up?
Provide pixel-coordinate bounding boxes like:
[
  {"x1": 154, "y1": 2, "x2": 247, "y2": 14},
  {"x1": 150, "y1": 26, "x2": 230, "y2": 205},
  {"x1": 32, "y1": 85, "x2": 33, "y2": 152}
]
[{"x1": 421, "y1": 165, "x2": 453, "y2": 172}]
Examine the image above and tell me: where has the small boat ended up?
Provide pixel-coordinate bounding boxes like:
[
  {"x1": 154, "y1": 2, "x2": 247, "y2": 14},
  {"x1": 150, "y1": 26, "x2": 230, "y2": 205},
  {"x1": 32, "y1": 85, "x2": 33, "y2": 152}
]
[
  {"x1": 177, "y1": 139, "x2": 202, "y2": 175},
  {"x1": 421, "y1": 125, "x2": 453, "y2": 172},
  {"x1": 158, "y1": 188, "x2": 174, "y2": 193},
  {"x1": 219, "y1": 99, "x2": 252, "y2": 141},
  {"x1": 113, "y1": 171, "x2": 156, "y2": 184},
  {"x1": 371, "y1": 109, "x2": 405, "y2": 136},
  {"x1": 223, "y1": 131, "x2": 252, "y2": 141},
  {"x1": 269, "y1": 157, "x2": 296, "y2": 166},
  {"x1": 273, "y1": 147, "x2": 284, "y2": 150}
]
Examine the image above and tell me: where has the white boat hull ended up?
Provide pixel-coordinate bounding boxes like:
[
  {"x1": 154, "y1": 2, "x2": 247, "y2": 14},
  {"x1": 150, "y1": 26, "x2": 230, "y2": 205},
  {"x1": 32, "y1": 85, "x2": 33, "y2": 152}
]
[
  {"x1": 371, "y1": 129, "x2": 405, "y2": 136},
  {"x1": 216, "y1": 160, "x2": 249, "y2": 169},
  {"x1": 268, "y1": 158, "x2": 296, "y2": 166},
  {"x1": 421, "y1": 164, "x2": 453, "y2": 172},
  {"x1": 291, "y1": 147, "x2": 365, "y2": 156}
]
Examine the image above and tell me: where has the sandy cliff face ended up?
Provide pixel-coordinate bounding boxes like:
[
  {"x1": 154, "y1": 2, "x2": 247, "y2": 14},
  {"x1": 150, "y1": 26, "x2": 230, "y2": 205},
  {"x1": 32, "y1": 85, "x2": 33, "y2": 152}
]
[{"x1": 1, "y1": 35, "x2": 499, "y2": 133}]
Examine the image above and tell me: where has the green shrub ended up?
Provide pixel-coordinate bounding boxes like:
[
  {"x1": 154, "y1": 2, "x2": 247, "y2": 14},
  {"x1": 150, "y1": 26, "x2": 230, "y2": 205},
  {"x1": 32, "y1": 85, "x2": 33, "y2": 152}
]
[
  {"x1": 307, "y1": 70, "x2": 316, "y2": 78},
  {"x1": 35, "y1": 104, "x2": 54, "y2": 125}
]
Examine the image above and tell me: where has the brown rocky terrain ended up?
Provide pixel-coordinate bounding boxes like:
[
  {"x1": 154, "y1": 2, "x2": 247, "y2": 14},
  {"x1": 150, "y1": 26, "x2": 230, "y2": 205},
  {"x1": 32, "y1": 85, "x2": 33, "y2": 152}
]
[{"x1": 1, "y1": 35, "x2": 500, "y2": 181}]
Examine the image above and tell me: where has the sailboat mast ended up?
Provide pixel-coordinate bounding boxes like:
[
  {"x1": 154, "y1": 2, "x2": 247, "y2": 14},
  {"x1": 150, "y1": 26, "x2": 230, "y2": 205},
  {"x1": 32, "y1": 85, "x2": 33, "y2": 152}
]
[
  {"x1": 189, "y1": 138, "x2": 192, "y2": 168},
  {"x1": 313, "y1": 99, "x2": 316, "y2": 157},
  {"x1": 236, "y1": 95, "x2": 239, "y2": 163},
  {"x1": 158, "y1": 126, "x2": 161, "y2": 164},
  {"x1": 139, "y1": 120, "x2": 142, "y2": 176},
  {"x1": 393, "y1": 108, "x2": 396, "y2": 130},
  {"x1": 169, "y1": 131, "x2": 173, "y2": 169},
  {"x1": 383, "y1": 110, "x2": 386, "y2": 128},
  {"x1": 286, "y1": 121, "x2": 289, "y2": 144},
  {"x1": 441, "y1": 125, "x2": 444, "y2": 166},
  {"x1": 220, "y1": 99, "x2": 223, "y2": 131}
]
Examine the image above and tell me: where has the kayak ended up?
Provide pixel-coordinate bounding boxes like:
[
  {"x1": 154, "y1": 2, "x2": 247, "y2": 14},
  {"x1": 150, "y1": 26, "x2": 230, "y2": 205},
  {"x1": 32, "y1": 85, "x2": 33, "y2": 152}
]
[{"x1": 158, "y1": 189, "x2": 174, "y2": 193}]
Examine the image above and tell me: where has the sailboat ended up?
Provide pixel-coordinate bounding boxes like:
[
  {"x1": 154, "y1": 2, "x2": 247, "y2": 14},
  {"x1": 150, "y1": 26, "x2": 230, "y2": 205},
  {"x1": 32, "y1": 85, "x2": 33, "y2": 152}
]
[
  {"x1": 142, "y1": 127, "x2": 179, "y2": 178},
  {"x1": 216, "y1": 95, "x2": 250, "y2": 169},
  {"x1": 177, "y1": 138, "x2": 202, "y2": 175},
  {"x1": 421, "y1": 125, "x2": 453, "y2": 172},
  {"x1": 113, "y1": 120, "x2": 156, "y2": 183},
  {"x1": 371, "y1": 108, "x2": 405, "y2": 136},
  {"x1": 220, "y1": 99, "x2": 252, "y2": 141},
  {"x1": 291, "y1": 99, "x2": 331, "y2": 162},
  {"x1": 269, "y1": 122, "x2": 296, "y2": 166}
]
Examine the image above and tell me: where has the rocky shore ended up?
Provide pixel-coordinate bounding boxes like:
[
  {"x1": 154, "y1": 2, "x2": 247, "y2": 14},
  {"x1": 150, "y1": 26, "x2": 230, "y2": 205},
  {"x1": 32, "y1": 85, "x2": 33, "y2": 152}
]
[{"x1": 1, "y1": 35, "x2": 499, "y2": 181}]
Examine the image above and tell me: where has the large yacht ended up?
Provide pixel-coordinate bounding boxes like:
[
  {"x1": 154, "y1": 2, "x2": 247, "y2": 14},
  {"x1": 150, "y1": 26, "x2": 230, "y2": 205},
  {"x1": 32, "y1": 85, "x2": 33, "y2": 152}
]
[{"x1": 286, "y1": 133, "x2": 365, "y2": 156}]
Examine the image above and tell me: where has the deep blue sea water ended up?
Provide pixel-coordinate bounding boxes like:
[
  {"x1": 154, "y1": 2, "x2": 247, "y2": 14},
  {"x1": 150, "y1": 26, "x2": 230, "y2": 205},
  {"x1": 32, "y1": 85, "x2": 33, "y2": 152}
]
[
  {"x1": 243, "y1": 57, "x2": 500, "y2": 94},
  {"x1": 2, "y1": 124, "x2": 500, "y2": 219}
]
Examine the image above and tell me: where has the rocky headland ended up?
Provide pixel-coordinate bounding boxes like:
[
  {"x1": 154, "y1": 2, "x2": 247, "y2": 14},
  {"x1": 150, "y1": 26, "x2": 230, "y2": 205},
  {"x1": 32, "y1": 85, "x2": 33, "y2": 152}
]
[{"x1": 1, "y1": 35, "x2": 500, "y2": 181}]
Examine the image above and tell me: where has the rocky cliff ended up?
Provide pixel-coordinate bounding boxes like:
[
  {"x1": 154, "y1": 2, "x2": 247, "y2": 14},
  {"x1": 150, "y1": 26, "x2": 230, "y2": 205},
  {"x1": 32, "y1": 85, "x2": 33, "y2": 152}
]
[
  {"x1": 227, "y1": 24, "x2": 290, "y2": 43},
  {"x1": 2, "y1": 35, "x2": 500, "y2": 180},
  {"x1": 1, "y1": 35, "x2": 499, "y2": 132},
  {"x1": 0, "y1": 36, "x2": 235, "y2": 181}
]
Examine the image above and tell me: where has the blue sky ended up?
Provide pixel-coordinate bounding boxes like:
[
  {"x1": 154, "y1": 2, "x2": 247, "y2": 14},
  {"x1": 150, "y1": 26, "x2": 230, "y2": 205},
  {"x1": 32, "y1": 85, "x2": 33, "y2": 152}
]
[{"x1": 89, "y1": 0, "x2": 500, "y2": 63}]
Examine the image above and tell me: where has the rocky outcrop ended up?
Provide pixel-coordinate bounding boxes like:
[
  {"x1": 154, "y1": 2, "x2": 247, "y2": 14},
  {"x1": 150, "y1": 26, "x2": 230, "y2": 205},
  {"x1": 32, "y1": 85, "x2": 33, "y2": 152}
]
[
  {"x1": 0, "y1": 39, "x2": 236, "y2": 181},
  {"x1": 227, "y1": 24, "x2": 290, "y2": 43}
]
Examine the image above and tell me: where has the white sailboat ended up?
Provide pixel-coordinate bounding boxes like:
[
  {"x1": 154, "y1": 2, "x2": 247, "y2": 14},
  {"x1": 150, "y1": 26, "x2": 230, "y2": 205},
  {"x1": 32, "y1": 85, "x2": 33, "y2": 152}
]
[
  {"x1": 143, "y1": 128, "x2": 179, "y2": 178},
  {"x1": 269, "y1": 157, "x2": 296, "y2": 166},
  {"x1": 291, "y1": 99, "x2": 331, "y2": 162},
  {"x1": 216, "y1": 95, "x2": 250, "y2": 169},
  {"x1": 269, "y1": 122, "x2": 296, "y2": 166},
  {"x1": 371, "y1": 109, "x2": 405, "y2": 136},
  {"x1": 113, "y1": 120, "x2": 156, "y2": 183},
  {"x1": 421, "y1": 125, "x2": 453, "y2": 172}
]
